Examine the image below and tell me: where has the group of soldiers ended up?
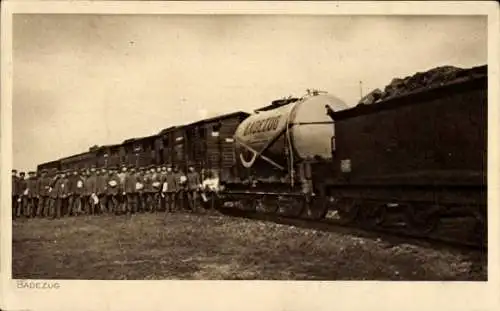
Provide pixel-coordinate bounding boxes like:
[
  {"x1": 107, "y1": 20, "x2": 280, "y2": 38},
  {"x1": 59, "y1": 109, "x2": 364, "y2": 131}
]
[{"x1": 11, "y1": 164, "x2": 217, "y2": 219}]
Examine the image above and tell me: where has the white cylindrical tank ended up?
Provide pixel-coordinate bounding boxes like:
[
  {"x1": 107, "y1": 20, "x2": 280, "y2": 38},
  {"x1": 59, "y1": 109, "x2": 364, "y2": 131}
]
[{"x1": 234, "y1": 93, "x2": 349, "y2": 168}]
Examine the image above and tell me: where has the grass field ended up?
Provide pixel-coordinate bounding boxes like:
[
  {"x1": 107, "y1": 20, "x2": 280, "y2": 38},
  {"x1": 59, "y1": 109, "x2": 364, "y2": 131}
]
[{"x1": 12, "y1": 211, "x2": 486, "y2": 280}]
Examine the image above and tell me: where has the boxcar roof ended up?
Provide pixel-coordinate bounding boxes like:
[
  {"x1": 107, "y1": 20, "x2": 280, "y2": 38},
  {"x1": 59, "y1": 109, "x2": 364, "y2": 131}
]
[
  {"x1": 60, "y1": 150, "x2": 95, "y2": 162},
  {"x1": 331, "y1": 65, "x2": 487, "y2": 121},
  {"x1": 184, "y1": 111, "x2": 250, "y2": 127},
  {"x1": 122, "y1": 133, "x2": 158, "y2": 145},
  {"x1": 38, "y1": 159, "x2": 61, "y2": 166},
  {"x1": 158, "y1": 126, "x2": 177, "y2": 136}
]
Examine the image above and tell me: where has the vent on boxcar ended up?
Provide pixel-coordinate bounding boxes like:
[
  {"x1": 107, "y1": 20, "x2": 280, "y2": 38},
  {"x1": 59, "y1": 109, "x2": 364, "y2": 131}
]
[{"x1": 212, "y1": 123, "x2": 221, "y2": 137}]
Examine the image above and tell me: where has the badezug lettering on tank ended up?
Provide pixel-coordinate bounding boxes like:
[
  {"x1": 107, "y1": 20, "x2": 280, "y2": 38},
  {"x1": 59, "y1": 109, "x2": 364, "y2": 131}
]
[{"x1": 243, "y1": 115, "x2": 282, "y2": 136}]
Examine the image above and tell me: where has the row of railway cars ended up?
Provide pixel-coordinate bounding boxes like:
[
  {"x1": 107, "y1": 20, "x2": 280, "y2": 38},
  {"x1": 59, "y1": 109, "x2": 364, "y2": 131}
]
[
  {"x1": 38, "y1": 64, "x2": 487, "y2": 245},
  {"x1": 37, "y1": 111, "x2": 250, "y2": 179}
]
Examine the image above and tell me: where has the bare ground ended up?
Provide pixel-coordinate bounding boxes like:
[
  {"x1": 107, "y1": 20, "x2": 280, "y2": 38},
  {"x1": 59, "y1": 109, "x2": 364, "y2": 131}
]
[{"x1": 12, "y1": 211, "x2": 486, "y2": 280}]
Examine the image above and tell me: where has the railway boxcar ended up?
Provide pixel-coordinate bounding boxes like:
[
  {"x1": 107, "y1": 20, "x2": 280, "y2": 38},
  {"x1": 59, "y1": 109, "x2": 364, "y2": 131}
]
[
  {"x1": 320, "y1": 65, "x2": 487, "y2": 237},
  {"x1": 121, "y1": 134, "x2": 159, "y2": 167},
  {"x1": 160, "y1": 112, "x2": 249, "y2": 175},
  {"x1": 156, "y1": 126, "x2": 177, "y2": 166},
  {"x1": 94, "y1": 144, "x2": 124, "y2": 168}
]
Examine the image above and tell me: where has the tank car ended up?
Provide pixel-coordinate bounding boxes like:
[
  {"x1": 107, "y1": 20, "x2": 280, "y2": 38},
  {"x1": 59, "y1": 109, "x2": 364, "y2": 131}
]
[{"x1": 219, "y1": 90, "x2": 350, "y2": 217}]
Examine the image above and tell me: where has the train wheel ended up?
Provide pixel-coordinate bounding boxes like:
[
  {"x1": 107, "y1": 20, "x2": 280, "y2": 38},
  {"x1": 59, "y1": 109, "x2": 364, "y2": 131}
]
[
  {"x1": 404, "y1": 204, "x2": 440, "y2": 234},
  {"x1": 277, "y1": 196, "x2": 305, "y2": 218},
  {"x1": 360, "y1": 202, "x2": 387, "y2": 229},
  {"x1": 258, "y1": 195, "x2": 278, "y2": 214},
  {"x1": 303, "y1": 196, "x2": 329, "y2": 220},
  {"x1": 240, "y1": 197, "x2": 257, "y2": 212},
  {"x1": 336, "y1": 198, "x2": 360, "y2": 224}
]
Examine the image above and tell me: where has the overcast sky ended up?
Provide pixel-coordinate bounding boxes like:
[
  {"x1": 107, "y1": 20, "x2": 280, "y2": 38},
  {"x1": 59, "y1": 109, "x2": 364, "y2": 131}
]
[{"x1": 13, "y1": 14, "x2": 487, "y2": 172}]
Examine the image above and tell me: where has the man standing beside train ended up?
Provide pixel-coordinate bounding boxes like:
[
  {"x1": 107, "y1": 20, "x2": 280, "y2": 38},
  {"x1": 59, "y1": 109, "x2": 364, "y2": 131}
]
[
  {"x1": 16, "y1": 172, "x2": 27, "y2": 218},
  {"x1": 12, "y1": 170, "x2": 19, "y2": 219},
  {"x1": 151, "y1": 166, "x2": 163, "y2": 212},
  {"x1": 52, "y1": 171, "x2": 69, "y2": 219},
  {"x1": 117, "y1": 165, "x2": 128, "y2": 214},
  {"x1": 123, "y1": 166, "x2": 137, "y2": 215},
  {"x1": 163, "y1": 164, "x2": 179, "y2": 216},
  {"x1": 174, "y1": 166, "x2": 187, "y2": 211},
  {"x1": 96, "y1": 168, "x2": 108, "y2": 214},
  {"x1": 68, "y1": 169, "x2": 85, "y2": 216},
  {"x1": 25, "y1": 171, "x2": 39, "y2": 218},
  {"x1": 106, "y1": 167, "x2": 120, "y2": 214},
  {"x1": 160, "y1": 166, "x2": 168, "y2": 211},
  {"x1": 85, "y1": 166, "x2": 98, "y2": 215},
  {"x1": 186, "y1": 165, "x2": 202, "y2": 212},
  {"x1": 142, "y1": 165, "x2": 155, "y2": 212},
  {"x1": 36, "y1": 169, "x2": 51, "y2": 217}
]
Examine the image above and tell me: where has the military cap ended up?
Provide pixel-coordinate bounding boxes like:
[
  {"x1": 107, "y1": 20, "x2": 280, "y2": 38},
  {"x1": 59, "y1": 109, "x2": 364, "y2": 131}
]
[
  {"x1": 130, "y1": 166, "x2": 136, "y2": 171},
  {"x1": 19, "y1": 171, "x2": 25, "y2": 175},
  {"x1": 12, "y1": 169, "x2": 18, "y2": 173},
  {"x1": 28, "y1": 171, "x2": 36, "y2": 175}
]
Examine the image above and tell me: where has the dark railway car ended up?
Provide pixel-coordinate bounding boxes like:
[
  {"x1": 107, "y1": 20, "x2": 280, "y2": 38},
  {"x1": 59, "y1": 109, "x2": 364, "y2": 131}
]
[
  {"x1": 160, "y1": 112, "x2": 249, "y2": 175},
  {"x1": 121, "y1": 134, "x2": 159, "y2": 167},
  {"x1": 320, "y1": 65, "x2": 487, "y2": 235},
  {"x1": 156, "y1": 126, "x2": 177, "y2": 166},
  {"x1": 94, "y1": 144, "x2": 123, "y2": 168}
]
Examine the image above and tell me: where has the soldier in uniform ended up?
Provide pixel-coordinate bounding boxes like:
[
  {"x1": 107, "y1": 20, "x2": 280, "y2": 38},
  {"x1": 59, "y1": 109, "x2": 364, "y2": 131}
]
[
  {"x1": 60, "y1": 171, "x2": 71, "y2": 217},
  {"x1": 142, "y1": 165, "x2": 154, "y2": 212},
  {"x1": 80, "y1": 168, "x2": 88, "y2": 212},
  {"x1": 47, "y1": 171, "x2": 60, "y2": 218},
  {"x1": 51, "y1": 171, "x2": 68, "y2": 219},
  {"x1": 36, "y1": 169, "x2": 51, "y2": 217},
  {"x1": 69, "y1": 169, "x2": 85, "y2": 216},
  {"x1": 25, "y1": 171, "x2": 39, "y2": 218},
  {"x1": 106, "y1": 167, "x2": 121, "y2": 214},
  {"x1": 174, "y1": 166, "x2": 187, "y2": 211},
  {"x1": 123, "y1": 166, "x2": 138, "y2": 215},
  {"x1": 96, "y1": 168, "x2": 108, "y2": 214},
  {"x1": 12, "y1": 170, "x2": 19, "y2": 219},
  {"x1": 16, "y1": 172, "x2": 27, "y2": 218},
  {"x1": 137, "y1": 166, "x2": 146, "y2": 213},
  {"x1": 85, "y1": 167, "x2": 98, "y2": 215},
  {"x1": 117, "y1": 165, "x2": 128, "y2": 214},
  {"x1": 163, "y1": 165, "x2": 178, "y2": 214},
  {"x1": 186, "y1": 165, "x2": 202, "y2": 212},
  {"x1": 151, "y1": 166, "x2": 163, "y2": 212},
  {"x1": 159, "y1": 166, "x2": 168, "y2": 211}
]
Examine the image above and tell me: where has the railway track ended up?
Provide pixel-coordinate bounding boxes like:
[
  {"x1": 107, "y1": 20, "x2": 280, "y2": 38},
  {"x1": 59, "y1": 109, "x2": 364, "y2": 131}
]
[{"x1": 210, "y1": 203, "x2": 486, "y2": 253}]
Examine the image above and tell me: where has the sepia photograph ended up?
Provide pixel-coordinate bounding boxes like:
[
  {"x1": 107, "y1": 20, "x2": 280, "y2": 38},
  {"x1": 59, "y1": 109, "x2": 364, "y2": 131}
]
[{"x1": 1, "y1": 1, "x2": 499, "y2": 311}]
